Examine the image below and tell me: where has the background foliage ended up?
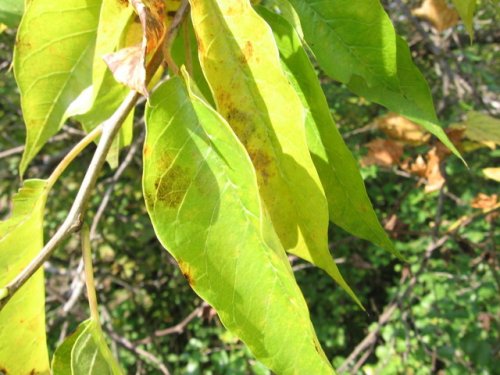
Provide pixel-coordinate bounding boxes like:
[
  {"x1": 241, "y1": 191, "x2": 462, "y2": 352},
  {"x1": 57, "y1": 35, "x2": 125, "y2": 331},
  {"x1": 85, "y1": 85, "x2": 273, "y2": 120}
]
[{"x1": 0, "y1": 0, "x2": 498, "y2": 373}]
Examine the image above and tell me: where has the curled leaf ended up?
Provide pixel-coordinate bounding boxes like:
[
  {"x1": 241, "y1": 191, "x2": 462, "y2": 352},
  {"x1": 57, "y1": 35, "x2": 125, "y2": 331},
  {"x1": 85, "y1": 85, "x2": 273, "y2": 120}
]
[{"x1": 103, "y1": 0, "x2": 166, "y2": 95}]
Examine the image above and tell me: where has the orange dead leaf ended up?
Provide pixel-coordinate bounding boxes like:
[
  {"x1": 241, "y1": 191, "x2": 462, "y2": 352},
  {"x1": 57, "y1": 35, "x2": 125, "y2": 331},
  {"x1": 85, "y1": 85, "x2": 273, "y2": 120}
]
[
  {"x1": 413, "y1": 0, "x2": 459, "y2": 32},
  {"x1": 424, "y1": 147, "x2": 445, "y2": 193},
  {"x1": 361, "y1": 139, "x2": 404, "y2": 167},
  {"x1": 401, "y1": 149, "x2": 445, "y2": 193},
  {"x1": 104, "y1": 0, "x2": 166, "y2": 96},
  {"x1": 471, "y1": 193, "x2": 498, "y2": 211},
  {"x1": 376, "y1": 113, "x2": 431, "y2": 146}
]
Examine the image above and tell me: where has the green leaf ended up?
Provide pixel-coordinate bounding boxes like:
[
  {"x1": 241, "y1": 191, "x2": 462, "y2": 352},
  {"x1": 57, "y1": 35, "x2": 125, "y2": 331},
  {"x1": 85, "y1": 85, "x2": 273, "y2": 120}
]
[
  {"x1": 0, "y1": 180, "x2": 49, "y2": 375},
  {"x1": 0, "y1": 0, "x2": 23, "y2": 28},
  {"x1": 190, "y1": 0, "x2": 360, "y2": 304},
  {"x1": 13, "y1": 0, "x2": 101, "y2": 173},
  {"x1": 287, "y1": 0, "x2": 463, "y2": 162},
  {"x1": 52, "y1": 319, "x2": 123, "y2": 375},
  {"x1": 143, "y1": 76, "x2": 335, "y2": 374},
  {"x1": 258, "y1": 8, "x2": 401, "y2": 259},
  {"x1": 451, "y1": 0, "x2": 476, "y2": 38}
]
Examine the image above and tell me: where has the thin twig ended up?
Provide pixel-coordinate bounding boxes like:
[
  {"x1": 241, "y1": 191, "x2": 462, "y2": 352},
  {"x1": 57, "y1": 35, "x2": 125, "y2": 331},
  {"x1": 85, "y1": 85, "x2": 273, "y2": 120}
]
[
  {"x1": 82, "y1": 224, "x2": 100, "y2": 322},
  {"x1": 163, "y1": 0, "x2": 190, "y2": 75},
  {"x1": 0, "y1": 90, "x2": 140, "y2": 311},
  {"x1": 135, "y1": 302, "x2": 207, "y2": 345}
]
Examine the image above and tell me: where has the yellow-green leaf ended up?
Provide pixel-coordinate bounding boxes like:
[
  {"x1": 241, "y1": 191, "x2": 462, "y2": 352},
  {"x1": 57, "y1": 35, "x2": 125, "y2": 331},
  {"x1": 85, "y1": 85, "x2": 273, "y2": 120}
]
[
  {"x1": 259, "y1": 8, "x2": 402, "y2": 259},
  {"x1": 190, "y1": 0, "x2": 359, "y2": 304},
  {"x1": 75, "y1": 0, "x2": 135, "y2": 167},
  {"x1": 13, "y1": 0, "x2": 101, "y2": 173},
  {"x1": 460, "y1": 111, "x2": 500, "y2": 149},
  {"x1": 143, "y1": 76, "x2": 335, "y2": 374},
  {"x1": 451, "y1": 0, "x2": 476, "y2": 38},
  {"x1": 0, "y1": 180, "x2": 49, "y2": 375},
  {"x1": 52, "y1": 319, "x2": 123, "y2": 375}
]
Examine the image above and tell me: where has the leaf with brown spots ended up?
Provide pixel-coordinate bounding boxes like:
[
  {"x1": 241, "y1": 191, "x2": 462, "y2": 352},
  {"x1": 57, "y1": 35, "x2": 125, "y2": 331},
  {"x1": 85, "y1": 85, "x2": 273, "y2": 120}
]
[
  {"x1": 143, "y1": 76, "x2": 334, "y2": 374},
  {"x1": 104, "y1": 0, "x2": 166, "y2": 96},
  {"x1": 190, "y1": 0, "x2": 360, "y2": 306},
  {"x1": 0, "y1": 180, "x2": 50, "y2": 375}
]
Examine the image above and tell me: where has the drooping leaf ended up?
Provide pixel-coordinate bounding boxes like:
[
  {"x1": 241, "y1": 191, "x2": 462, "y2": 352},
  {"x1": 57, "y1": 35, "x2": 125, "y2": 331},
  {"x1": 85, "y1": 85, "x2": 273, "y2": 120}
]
[
  {"x1": 259, "y1": 9, "x2": 401, "y2": 259},
  {"x1": 0, "y1": 0, "x2": 23, "y2": 28},
  {"x1": 103, "y1": 0, "x2": 166, "y2": 96},
  {"x1": 451, "y1": 0, "x2": 476, "y2": 38},
  {"x1": 52, "y1": 319, "x2": 123, "y2": 375},
  {"x1": 0, "y1": 180, "x2": 49, "y2": 375},
  {"x1": 13, "y1": 0, "x2": 101, "y2": 174},
  {"x1": 143, "y1": 76, "x2": 335, "y2": 374},
  {"x1": 287, "y1": 0, "x2": 463, "y2": 162},
  {"x1": 190, "y1": 0, "x2": 359, "y2": 304}
]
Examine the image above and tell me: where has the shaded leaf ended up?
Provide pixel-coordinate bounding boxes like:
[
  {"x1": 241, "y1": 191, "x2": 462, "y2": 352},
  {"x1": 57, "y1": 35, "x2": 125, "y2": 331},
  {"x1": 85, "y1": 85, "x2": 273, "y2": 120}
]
[
  {"x1": 13, "y1": 0, "x2": 101, "y2": 174},
  {"x1": 190, "y1": 0, "x2": 359, "y2": 304},
  {"x1": 287, "y1": 0, "x2": 462, "y2": 161},
  {"x1": 0, "y1": 180, "x2": 49, "y2": 375},
  {"x1": 52, "y1": 319, "x2": 123, "y2": 375},
  {"x1": 451, "y1": 0, "x2": 476, "y2": 38},
  {"x1": 0, "y1": 0, "x2": 23, "y2": 28},
  {"x1": 103, "y1": 0, "x2": 166, "y2": 96},
  {"x1": 143, "y1": 76, "x2": 334, "y2": 374},
  {"x1": 258, "y1": 9, "x2": 399, "y2": 259},
  {"x1": 413, "y1": 0, "x2": 459, "y2": 32}
]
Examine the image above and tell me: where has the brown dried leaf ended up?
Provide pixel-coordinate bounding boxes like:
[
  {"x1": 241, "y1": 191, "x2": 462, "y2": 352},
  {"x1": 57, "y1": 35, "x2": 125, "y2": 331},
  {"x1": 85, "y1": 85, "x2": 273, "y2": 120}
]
[
  {"x1": 376, "y1": 112, "x2": 431, "y2": 146},
  {"x1": 471, "y1": 193, "x2": 498, "y2": 211},
  {"x1": 424, "y1": 147, "x2": 445, "y2": 193},
  {"x1": 361, "y1": 139, "x2": 404, "y2": 167},
  {"x1": 104, "y1": 0, "x2": 166, "y2": 96},
  {"x1": 413, "y1": 0, "x2": 459, "y2": 32}
]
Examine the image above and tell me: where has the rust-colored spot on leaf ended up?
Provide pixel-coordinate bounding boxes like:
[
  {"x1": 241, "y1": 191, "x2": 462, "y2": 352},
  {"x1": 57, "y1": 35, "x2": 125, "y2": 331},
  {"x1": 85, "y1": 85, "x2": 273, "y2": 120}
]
[
  {"x1": 248, "y1": 149, "x2": 273, "y2": 183},
  {"x1": 239, "y1": 41, "x2": 253, "y2": 63},
  {"x1": 177, "y1": 260, "x2": 194, "y2": 286},
  {"x1": 154, "y1": 165, "x2": 190, "y2": 208}
]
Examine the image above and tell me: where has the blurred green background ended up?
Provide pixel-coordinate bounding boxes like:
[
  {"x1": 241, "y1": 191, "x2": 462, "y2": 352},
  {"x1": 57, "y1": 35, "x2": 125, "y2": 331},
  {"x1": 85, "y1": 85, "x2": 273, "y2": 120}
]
[{"x1": 0, "y1": 0, "x2": 498, "y2": 374}]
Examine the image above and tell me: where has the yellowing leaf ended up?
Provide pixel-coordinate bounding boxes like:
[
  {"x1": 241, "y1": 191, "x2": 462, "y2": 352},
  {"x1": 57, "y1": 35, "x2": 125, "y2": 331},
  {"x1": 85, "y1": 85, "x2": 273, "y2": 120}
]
[
  {"x1": 413, "y1": 0, "x2": 459, "y2": 32},
  {"x1": 76, "y1": 0, "x2": 135, "y2": 167},
  {"x1": 52, "y1": 319, "x2": 123, "y2": 374},
  {"x1": 13, "y1": 0, "x2": 101, "y2": 173},
  {"x1": 190, "y1": 0, "x2": 359, "y2": 304},
  {"x1": 104, "y1": 0, "x2": 166, "y2": 96},
  {"x1": 258, "y1": 9, "x2": 400, "y2": 259},
  {"x1": 483, "y1": 167, "x2": 500, "y2": 182},
  {"x1": 0, "y1": 180, "x2": 49, "y2": 375},
  {"x1": 143, "y1": 76, "x2": 335, "y2": 374}
]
